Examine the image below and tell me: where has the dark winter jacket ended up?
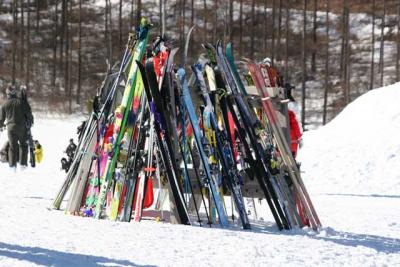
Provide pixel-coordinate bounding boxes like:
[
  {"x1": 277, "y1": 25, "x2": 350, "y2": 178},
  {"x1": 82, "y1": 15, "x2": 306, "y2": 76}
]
[{"x1": 0, "y1": 95, "x2": 34, "y2": 130}]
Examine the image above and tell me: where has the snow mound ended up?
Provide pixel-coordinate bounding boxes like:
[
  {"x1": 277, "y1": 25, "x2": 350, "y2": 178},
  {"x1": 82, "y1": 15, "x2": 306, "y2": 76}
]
[{"x1": 299, "y1": 83, "x2": 400, "y2": 195}]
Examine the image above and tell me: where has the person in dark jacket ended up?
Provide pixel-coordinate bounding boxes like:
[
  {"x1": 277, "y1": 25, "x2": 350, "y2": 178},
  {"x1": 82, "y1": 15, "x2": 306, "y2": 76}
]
[{"x1": 0, "y1": 85, "x2": 34, "y2": 168}]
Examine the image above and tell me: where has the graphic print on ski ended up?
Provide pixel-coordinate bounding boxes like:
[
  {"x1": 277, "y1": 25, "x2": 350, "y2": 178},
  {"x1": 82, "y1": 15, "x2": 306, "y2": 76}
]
[
  {"x1": 52, "y1": 35, "x2": 135, "y2": 211},
  {"x1": 245, "y1": 59, "x2": 321, "y2": 230},
  {"x1": 191, "y1": 64, "x2": 250, "y2": 229},
  {"x1": 177, "y1": 68, "x2": 229, "y2": 228},
  {"x1": 225, "y1": 43, "x2": 301, "y2": 228},
  {"x1": 132, "y1": 47, "x2": 168, "y2": 223},
  {"x1": 208, "y1": 42, "x2": 289, "y2": 230},
  {"x1": 137, "y1": 60, "x2": 190, "y2": 225},
  {"x1": 94, "y1": 19, "x2": 150, "y2": 219}
]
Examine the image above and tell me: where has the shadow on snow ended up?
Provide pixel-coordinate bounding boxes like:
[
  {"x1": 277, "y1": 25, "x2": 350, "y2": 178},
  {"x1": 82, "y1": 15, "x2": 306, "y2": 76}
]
[
  {"x1": 0, "y1": 242, "x2": 156, "y2": 267},
  {"x1": 252, "y1": 225, "x2": 400, "y2": 254},
  {"x1": 325, "y1": 193, "x2": 400, "y2": 199}
]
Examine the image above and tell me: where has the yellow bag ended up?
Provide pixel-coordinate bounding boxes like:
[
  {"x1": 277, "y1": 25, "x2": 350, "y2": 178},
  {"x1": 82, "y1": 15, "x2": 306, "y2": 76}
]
[{"x1": 34, "y1": 143, "x2": 43, "y2": 163}]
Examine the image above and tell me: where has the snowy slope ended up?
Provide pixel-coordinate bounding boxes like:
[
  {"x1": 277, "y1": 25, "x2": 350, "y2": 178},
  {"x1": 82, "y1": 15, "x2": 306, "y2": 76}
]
[
  {"x1": 0, "y1": 85, "x2": 400, "y2": 266},
  {"x1": 299, "y1": 83, "x2": 400, "y2": 195}
]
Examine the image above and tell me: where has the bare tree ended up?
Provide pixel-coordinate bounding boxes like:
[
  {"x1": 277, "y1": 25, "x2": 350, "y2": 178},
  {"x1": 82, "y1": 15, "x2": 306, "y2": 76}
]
[
  {"x1": 65, "y1": 0, "x2": 70, "y2": 113},
  {"x1": 250, "y1": 0, "x2": 255, "y2": 58},
  {"x1": 311, "y1": 0, "x2": 317, "y2": 73},
  {"x1": 119, "y1": 0, "x2": 123, "y2": 52},
  {"x1": 191, "y1": 0, "x2": 194, "y2": 26},
  {"x1": 68, "y1": 0, "x2": 73, "y2": 111},
  {"x1": 108, "y1": 0, "x2": 113, "y2": 67},
  {"x1": 213, "y1": 0, "x2": 218, "y2": 43},
  {"x1": 36, "y1": 0, "x2": 39, "y2": 33},
  {"x1": 52, "y1": 0, "x2": 58, "y2": 89},
  {"x1": 379, "y1": 0, "x2": 386, "y2": 87},
  {"x1": 229, "y1": 0, "x2": 233, "y2": 42},
  {"x1": 203, "y1": 0, "x2": 207, "y2": 42},
  {"x1": 370, "y1": 0, "x2": 375, "y2": 90},
  {"x1": 183, "y1": 0, "x2": 186, "y2": 43},
  {"x1": 323, "y1": 0, "x2": 330, "y2": 125},
  {"x1": 239, "y1": 0, "x2": 243, "y2": 56},
  {"x1": 271, "y1": 0, "x2": 276, "y2": 63},
  {"x1": 60, "y1": 0, "x2": 66, "y2": 74},
  {"x1": 263, "y1": 0, "x2": 268, "y2": 55},
  {"x1": 277, "y1": 0, "x2": 283, "y2": 61},
  {"x1": 343, "y1": 0, "x2": 350, "y2": 104},
  {"x1": 105, "y1": 0, "x2": 108, "y2": 64},
  {"x1": 11, "y1": 0, "x2": 17, "y2": 84},
  {"x1": 130, "y1": 0, "x2": 134, "y2": 29},
  {"x1": 301, "y1": 0, "x2": 307, "y2": 130},
  {"x1": 339, "y1": 1, "x2": 346, "y2": 81},
  {"x1": 137, "y1": 0, "x2": 141, "y2": 26},
  {"x1": 77, "y1": 0, "x2": 82, "y2": 105},
  {"x1": 284, "y1": 0, "x2": 290, "y2": 80},
  {"x1": 26, "y1": 0, "x2": 31, "y2": 89},
  {"x1": 19, "y1": 0, "x2": 24, "y2": 73}
]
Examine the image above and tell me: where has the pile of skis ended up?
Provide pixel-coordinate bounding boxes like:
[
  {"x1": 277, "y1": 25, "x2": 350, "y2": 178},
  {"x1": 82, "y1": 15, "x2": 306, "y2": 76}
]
[{"x1": 52, "y1": 19, "x2": 321, "y2": 231}]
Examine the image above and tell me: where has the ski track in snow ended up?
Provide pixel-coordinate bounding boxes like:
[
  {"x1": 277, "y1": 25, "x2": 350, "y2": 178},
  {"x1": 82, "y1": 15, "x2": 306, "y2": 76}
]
[{"x1": 1, "y1": 85, "x2": 400, "y2": 266}]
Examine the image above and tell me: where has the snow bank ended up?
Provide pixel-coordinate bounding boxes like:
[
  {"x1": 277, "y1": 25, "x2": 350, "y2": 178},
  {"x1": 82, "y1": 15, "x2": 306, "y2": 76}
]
[{"x1": 299, "y1": 83, "x2": 400, "y2": 195}]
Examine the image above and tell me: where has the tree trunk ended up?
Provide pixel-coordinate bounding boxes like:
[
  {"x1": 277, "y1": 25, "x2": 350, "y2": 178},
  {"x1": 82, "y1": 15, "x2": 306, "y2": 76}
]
[
  {"x1": 301, "y1": 0, "x2": 307, "y2": 130},
  {"x1": 229, "y1": 0, "x2": 233, "y2": 42},
  {"x1": 250, "y1": 0, "x2": 255, "y2": 58},
  {"x1": 109, "y1": 0, "x2": 113, "y2": 67},
  {"x1": 339, "y1": 1, "x2": 346, "y2": 81},
  {"x1": 203, "y1": 0, "x2": 207, "y2": 42},
  {"x1": 271, "y1": 0, "x2": 276, "y2": 64},
  {"x1": 12, "y1": 0, "x2": 17, "y2": 84},
  {"x1": 105, "y1": 0, "x2": 108, "y2": 66},
  {"x1": 263, "y1": 0, "x2": 267, "y2": 55},
  {"x1": 239, "y1": 0, "x2": 243, "y2": 56},
  {"x1": 323, "y1": 0, "x2": 330, "y2": 125},
  {"x1": 77, "y1": 0, "x2": 82, "y2": 105},
  {"x1": 26, "y1": 0, "x2": 31, "y2": 89},
  {"x1": 36, "y1": 0, "x2": 39, "y2": 33},
  {"x1": 159, "y1": 0, "x2": 162, "y2": 35},
  {"x1": 130, "y1": 0, "x2": 134, "y2": 29},
  {"x1": 52, "y1": 0, "x2": 58, "y2": 89},
  {"x1": 119, "y1": 0, "x2": 122, "y2": 52},
  {"x1": 183, "y1": 0, "x2": 186, "y2": 44},
  {"x1": 65, "y1": 0, "x2": 70, "y2": 113},
  {"x1": 370, "y1": 0, "x2": 375, "y2": 90},
  {"x1": 19, "y1": 0, "x2": 24, "y2": 73},
  {"x1": 191, "y1": 0, "x2": 194, "y2": 26},
  {"x1": 311, "y1": 0, "x2": 317, "y2": 73},
  {"x1": 213, "y1": 0, "x2": 218, "y2": 43},
  {"x1": 60, "y1": 0, "x2": 66, "y2": 74},
  {"x1": 284, "y1": 0, "x2": 290, "y2": 80},
  {"x1": 277, "y1": 0, "x2": 283, "y2": 61},
  {"x1": 379, "y1": 0, "x2": 386, "y2": 87},
  {"x1": 137, "y1": 0, "x2": 141, "y2": 26},
  {"x1": 343, "y1": 0, "x2": 350, "y2": 104},
  {"x1": 68, "y1": 0, "x2": 73, "y2": 111}
]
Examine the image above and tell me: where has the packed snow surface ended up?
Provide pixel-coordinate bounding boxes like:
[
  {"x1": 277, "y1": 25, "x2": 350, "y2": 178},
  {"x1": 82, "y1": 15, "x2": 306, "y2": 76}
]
[{"x1": 0, "y1": 85, "x2": 400, "y2": 266}]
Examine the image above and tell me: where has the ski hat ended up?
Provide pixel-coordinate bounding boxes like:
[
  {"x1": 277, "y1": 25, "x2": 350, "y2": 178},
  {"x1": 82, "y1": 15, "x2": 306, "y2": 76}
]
[
  {"x1": 6, "y1": 85, "x2": 17, "y2": 96},
  {"x1": 262, "y1": 57, "x2": 271, "y2": 66}
]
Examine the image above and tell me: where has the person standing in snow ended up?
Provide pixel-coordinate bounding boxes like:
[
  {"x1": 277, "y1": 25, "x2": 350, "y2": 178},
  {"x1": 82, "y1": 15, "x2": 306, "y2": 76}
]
[
  {"x1": 0, "y1": 84, "x2": 34, "y2": 170},
  {"x1": 285, "y1": 83, "x2": 303, "y2": 158}
]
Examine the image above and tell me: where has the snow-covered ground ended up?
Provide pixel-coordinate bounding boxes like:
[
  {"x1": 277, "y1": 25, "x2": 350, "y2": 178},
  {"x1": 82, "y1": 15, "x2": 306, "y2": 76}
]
[{"x1": 0, "y1": 84, "x2": 400, "y2": 266}]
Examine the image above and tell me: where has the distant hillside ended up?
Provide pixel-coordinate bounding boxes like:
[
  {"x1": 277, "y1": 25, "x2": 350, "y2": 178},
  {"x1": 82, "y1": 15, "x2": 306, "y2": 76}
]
[{"x1": 0, "y1": 0, "x2": 399, "y2": 129}]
